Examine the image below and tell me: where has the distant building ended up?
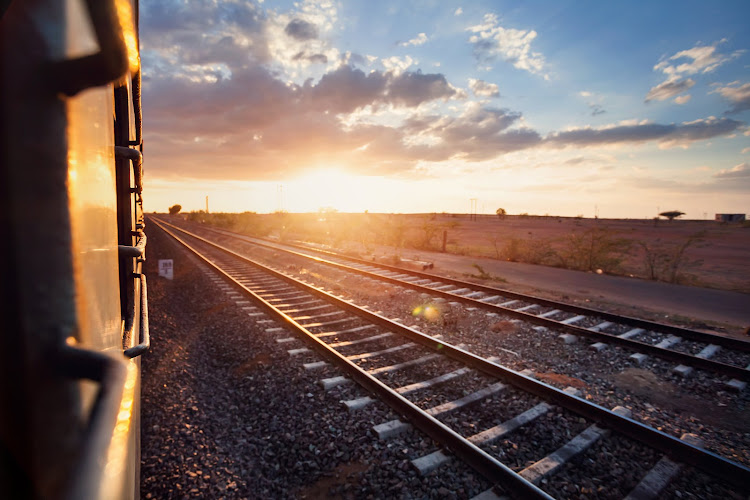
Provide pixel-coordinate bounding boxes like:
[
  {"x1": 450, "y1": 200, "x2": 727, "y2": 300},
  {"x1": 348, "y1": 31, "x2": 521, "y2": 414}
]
[{"x1": 715, "y1": 213, "x2": 746, "y2": 222}]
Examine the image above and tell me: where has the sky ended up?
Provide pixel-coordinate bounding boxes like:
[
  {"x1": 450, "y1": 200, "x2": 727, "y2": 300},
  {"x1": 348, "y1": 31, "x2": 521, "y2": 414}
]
[{"x1": 140, "y1": 0, "x2": 750, "y2": 218}]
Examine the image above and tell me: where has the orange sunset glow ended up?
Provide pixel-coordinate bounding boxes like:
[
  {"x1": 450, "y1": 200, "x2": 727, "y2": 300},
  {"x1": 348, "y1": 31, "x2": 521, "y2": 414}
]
[{"x1": 139, "y1": 1, "x2": 749, "y2": 219}]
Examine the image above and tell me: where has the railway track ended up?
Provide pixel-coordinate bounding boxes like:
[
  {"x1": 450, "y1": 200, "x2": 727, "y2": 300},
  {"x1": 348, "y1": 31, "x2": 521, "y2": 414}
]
[
  {"x1": 152, "y1": 217, "x2": 750, "y2": 499},
  {"x1": 158, "y1": 217, "x2": 750, "y2": 388}
]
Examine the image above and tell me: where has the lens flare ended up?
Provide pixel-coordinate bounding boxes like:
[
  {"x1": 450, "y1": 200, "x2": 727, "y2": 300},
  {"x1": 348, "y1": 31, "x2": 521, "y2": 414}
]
[
  {"x1": 423, "y1": 306, "x2": 440, "y2": 321},
  {"x1": 412, "y1": 303, "x2": 442, "y2": 322}
]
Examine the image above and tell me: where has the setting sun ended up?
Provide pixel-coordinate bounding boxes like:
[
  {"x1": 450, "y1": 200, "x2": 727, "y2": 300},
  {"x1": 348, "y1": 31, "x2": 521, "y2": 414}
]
[
  {"x1": 6, "y1": 1, "x2": 750, "y2": 499},
  {"x1": 289, "y1": 168, "x2": 355, "y2": 211},
  {"x1": 284, "y1": 168, "x2": 411, "y2": 213},
  {"x1": 137, "y1": 0, "x2": 749, "y2": 219}
]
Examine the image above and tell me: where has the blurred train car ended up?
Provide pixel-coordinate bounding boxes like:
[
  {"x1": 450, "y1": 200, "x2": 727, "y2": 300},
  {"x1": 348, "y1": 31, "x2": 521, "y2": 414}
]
[{"x1": 1, "y1": 0, "x2": 148, "y2": 498}]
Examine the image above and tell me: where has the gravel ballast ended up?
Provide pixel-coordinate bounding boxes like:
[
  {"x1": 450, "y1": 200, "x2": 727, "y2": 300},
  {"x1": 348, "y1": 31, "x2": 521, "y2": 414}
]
[
  {"x1": 144, "y1": 219, "x2": 750, "y2": 498},
  {"x1": 141, "y1": 224, "x2": 491, "y2": 498}
]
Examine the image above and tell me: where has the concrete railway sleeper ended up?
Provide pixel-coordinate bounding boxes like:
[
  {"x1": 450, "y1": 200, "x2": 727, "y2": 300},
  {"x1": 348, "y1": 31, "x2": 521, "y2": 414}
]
[
  {"x1": 152, "y1": 218, "x2": 750, "y2": 498},
  {"x1": 157, "y1": 218, "x2": 750, "y2": 384}
]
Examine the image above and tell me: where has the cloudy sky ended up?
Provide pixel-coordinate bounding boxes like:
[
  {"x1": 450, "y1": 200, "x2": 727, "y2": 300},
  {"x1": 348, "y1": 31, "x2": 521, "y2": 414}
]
[{"x1": 141, "y1": 0, "x2": 750, "y2": 218}]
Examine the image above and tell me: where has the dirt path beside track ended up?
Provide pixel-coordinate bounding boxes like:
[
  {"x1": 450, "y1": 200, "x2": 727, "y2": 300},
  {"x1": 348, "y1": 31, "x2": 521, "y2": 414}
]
[{"x1": 365, "y1": 247, "x2": 750, "y2": 336}]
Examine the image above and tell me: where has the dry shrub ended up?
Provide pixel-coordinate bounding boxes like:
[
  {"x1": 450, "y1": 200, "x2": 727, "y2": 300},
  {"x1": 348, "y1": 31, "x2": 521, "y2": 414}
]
[
  {"x1": 637, "y1": 231, "x2": 704, "y2": 283},
  {"x1": 557, "y1": 227, "x2": 630, "y2": 272}
]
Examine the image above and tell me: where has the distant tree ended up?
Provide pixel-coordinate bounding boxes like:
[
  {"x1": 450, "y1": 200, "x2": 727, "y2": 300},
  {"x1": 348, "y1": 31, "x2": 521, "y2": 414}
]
[
  {"x1": 659, "y1": 210, "x2": 685, "y2": 221},
  {"x1": 496, "y1": 207, "x2": 506, "y2": 219},
  {"x1": 168, "y1": 204, "x2": 182, "y2": 215}
]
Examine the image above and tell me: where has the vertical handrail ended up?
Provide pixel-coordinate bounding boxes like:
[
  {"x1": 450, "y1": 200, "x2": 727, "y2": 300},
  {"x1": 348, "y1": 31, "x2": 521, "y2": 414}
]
[{"x1": 124, "y1": 272, "x2": 149, "y2": 358}]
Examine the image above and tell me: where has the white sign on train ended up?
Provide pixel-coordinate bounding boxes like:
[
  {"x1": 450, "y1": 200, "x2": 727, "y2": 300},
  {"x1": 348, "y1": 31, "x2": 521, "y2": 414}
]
[{"x1": 158, "y1": 259, "x2": 173, "y2": 280}]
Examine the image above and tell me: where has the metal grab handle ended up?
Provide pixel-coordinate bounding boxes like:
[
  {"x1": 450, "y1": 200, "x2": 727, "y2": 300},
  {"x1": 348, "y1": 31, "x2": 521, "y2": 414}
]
[
  {"x1": 129, "y1": 68, "x2": 143, "y2": 147},
  {"x1": 118, "y1": 232, "x2": 149, "y2": 357},
  {"x1": 124, "y1": 272, "x2": 149, "y2": 358},
  {"x1": 54, "y1": 343, "x2": 127, "y2": 500},
  {"x1": 118, "y1": 232, "x2": 146, "y2": 258},
  {"x1": 46, "y1": 0, "x2": 137, "y2": 96},
  {"x1": 114, "y1": 146, "x2": 142, "y2": 194}
]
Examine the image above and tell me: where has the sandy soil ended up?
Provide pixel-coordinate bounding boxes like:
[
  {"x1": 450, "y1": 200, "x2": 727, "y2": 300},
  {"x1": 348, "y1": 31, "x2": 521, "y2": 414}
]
[
  {"x1": 301, "y1": 215, "x2": 750, "y2": 335},
  {"x1": 395, "y1": 214, "x2": 750, "y2": 293},
  {"x1": 176, "y1": 212, "x2": 750, "y2": 335}
]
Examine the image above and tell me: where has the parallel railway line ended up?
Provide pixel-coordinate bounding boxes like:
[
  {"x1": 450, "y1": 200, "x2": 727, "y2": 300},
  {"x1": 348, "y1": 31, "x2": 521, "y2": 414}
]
[
  {"x1": 152, "y1": 217, "x2": 750, "y2": 499},
  {"x1": 158, "y1": 218, "x2": 750, "y2": 386}
]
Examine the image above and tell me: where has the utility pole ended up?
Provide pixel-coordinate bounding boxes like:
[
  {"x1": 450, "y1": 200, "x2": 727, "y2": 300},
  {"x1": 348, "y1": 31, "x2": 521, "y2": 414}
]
[
  {"x1": 470, "y1": 198, "x2": 478, "y2": 221},
  {"x1": 206, "y1": 195, "x2": 209, "y2": 214}
]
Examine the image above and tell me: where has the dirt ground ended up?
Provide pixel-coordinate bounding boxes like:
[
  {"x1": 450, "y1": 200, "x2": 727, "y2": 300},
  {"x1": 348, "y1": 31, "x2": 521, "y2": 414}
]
[
  {"x1": 182, "y1": 212, "x2": 750, "y2": 293},
  {"x1": 177, "y1": 211, "x2": 750, "y2": 333},
  {"x1": 350, "y1": 214, "x2": 750, "y2": 294}
]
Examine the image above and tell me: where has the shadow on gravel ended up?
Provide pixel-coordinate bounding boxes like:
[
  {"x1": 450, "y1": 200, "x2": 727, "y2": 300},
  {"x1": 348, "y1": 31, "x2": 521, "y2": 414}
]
[
  {"x1": 294, "y1": 462, "x2": 369, "y2": 499},
  {"x1": 613, "y1": 368, "x2": 749, "y2": 433}
]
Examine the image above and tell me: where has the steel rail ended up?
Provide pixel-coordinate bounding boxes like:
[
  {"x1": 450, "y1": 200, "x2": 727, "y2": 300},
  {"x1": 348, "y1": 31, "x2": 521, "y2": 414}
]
[
  {"x1": 153, "y1": 218, "x2": 750, "y2": 490},
  {"x1": 157, "y1": 219, "x2": 750, "y2": 381},
  {"x1": 174, "y1": 220, "x2": 750, "y2": 352},
  {"x1": 151, "y1": 219, "x2": 552, "y2": 499}
]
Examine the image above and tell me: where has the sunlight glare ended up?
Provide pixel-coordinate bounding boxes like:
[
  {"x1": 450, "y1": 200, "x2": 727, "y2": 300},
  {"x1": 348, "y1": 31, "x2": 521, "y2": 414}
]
[{"x1": 287, "y1": 168, "x2": 368, "y2": 212}]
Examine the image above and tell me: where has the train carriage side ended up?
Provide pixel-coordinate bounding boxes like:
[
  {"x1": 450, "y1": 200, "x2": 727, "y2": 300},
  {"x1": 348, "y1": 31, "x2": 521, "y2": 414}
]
[{"x1": 1, "y1": 0, "x2": 147, "y2": 498}]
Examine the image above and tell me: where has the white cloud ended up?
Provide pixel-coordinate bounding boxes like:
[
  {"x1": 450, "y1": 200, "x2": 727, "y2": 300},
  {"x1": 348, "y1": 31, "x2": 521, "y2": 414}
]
[
  {"x1": 467, "y1": 13, "x2": 547, "y2": 78},
  {"x1": 655, "y1": 41, "x2": 741, "y2": 76},
  {"x1": 674, "y1": 94, "x2": 692, "y2": 105},
  {"x1": 646, "y1": 40, "x2": 743, "y2": 103},
  {"x1": 579, "y1": 91, "x2": 592, "y2": 97},
  {"x1": 401, "y1": 102, "x2": 541, "y2": 160},
  {"x1": 382, "y1": 55, "x2": 415, "y2": 74},
  {"x1": 137, "y1": 0, "x2": 750, "y2": 190},
  {"x1": 741, "y1": 147, "x2": 750, "y2": 154},
  {"x1": 711, "y1": 81, "x2": 750, "y2": 114},
  {"x1": 401, "y1": 33, "x2": 428, "y2": 47},
  {"x1": 454, "y1": 7, "x2": 463, "y2": 16},
  {"x1": 645, "y1": 77, "x2": 695, "y2": 102},
  {"x1": 468, "y1": 78, "x2": 500, "y2": 97},
  {"x1": 714, "y1": 162, "x2": 750, "y2": 178},
  {"x1": 263, "y1": 0, "x2": 341, "y2": 74}
]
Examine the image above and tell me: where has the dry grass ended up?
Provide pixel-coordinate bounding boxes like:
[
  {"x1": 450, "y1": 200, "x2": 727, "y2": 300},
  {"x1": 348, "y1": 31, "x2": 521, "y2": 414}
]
[{"x1": 184, "y1": 211, "x2": 750, "y2": 293}]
